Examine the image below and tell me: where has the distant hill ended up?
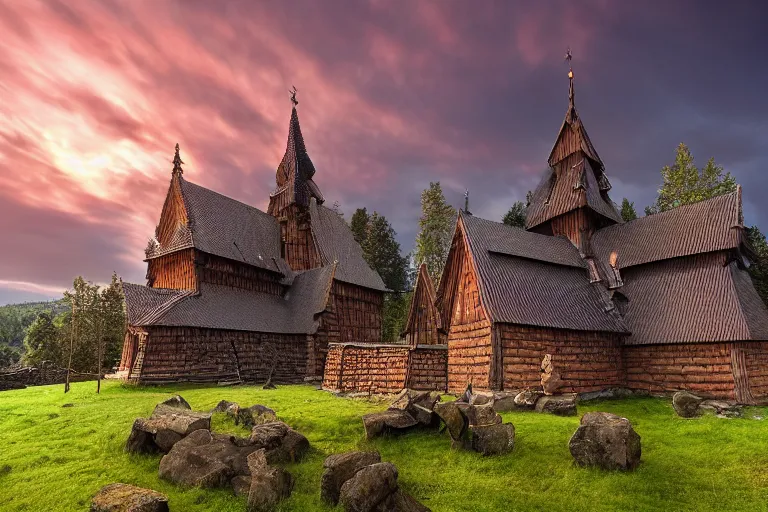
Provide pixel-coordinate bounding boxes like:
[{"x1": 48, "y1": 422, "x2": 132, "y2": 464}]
[{"x1": 0, "y1": 299, "x2": 70, "y2": 350}]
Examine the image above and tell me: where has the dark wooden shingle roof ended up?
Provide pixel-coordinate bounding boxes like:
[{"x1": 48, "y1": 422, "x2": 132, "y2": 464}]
[
  {"x1": 461, "y1": 212, "x2": 628, "y2": 333},
  {"x1": 591, "y1": 191, "x2": 742, "y2": 269},
  {"x1": 309, "y1": 200, "x2": 387, "y2": 291}
]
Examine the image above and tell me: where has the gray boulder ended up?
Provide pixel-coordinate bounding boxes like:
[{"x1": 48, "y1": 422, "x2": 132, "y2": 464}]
[
  {"x1": 389, "y1": 390, "x2": 440, "y2": 427},
  {"x1": 491, "y1": 391, "x2": 521, "y2": 412},
  {"x1": 513, "y1": 390, "x2": 543, "y2": 409},
  {"x1": 699, "y1": 399, "x2": 742, "y2": 418},
  {"x1": 125, "y1": 419, "x2": 159, "y2": 454},
  {"x1": 250, "y1": 421, "x2": 310, "y2": 464},
  {"x1": 150, "y1": 405, "x2": 212, "y2": 435},
  {"x1": 375, "y1": 490, "x2": 431, "y2": 512},
  {"x1": 362, "y1": 410, "x2": 419, "y2": 439},
  {"x1": 211, "y1": 400, "x2": 238, "y2": 413},
  {"x1": 126, "y1": 405, "x2": 212, "y2": 454},
  {"x1": 339, "y1": 462, "x2": 399, "y2": 512},
  {"x1": 569, "y1": 412, "x2": 641, "y2": 471},
  {"x1": 468, "y1": 403, "x2": 502, "y2": 427},
  {"x1": 469, "y1": 423, "x2": 515, "y2": 456},
  {"x1": 231, "y1": 475, "x2": 251, "y2": 497},
  {"x1": 534, "y1": 394, "x2": 578, "y2": 416},
  {"x1": 433, "y1": 402, "x2": 468, "y2": 441},
  {"x1": 158, "y1": 429, "x2": 260, "y2": 488},
  {"x1": 238, "y1": 404, "x2": 277, "y2": 428},
  {"x1": 672, "y1": 391, "x2": 703, "y2": 418},
  {"x1": 158, "y1": 395, "x2": 191, "y2": 410},
  {"x1": 245, "y1": 449, "x2": 294, "y2": 512},
  {"x1": 90, "y1": 483, "x2": 168, "y2": 512},
  {"x1": 321, "y1": 451, "x2": 382, "y2": 505}
]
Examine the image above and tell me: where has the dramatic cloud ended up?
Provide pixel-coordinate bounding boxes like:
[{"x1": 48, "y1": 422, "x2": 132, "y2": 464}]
[{"x1": 0, "y1": 0, "x2": 766, "y2": 304}]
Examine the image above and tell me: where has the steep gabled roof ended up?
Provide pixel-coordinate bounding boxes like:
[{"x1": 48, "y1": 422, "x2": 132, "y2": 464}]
[
  {"x1": 591, "y1": 191, "x2": 742, "y2": 269},
  {"x1": 403, "y1": 263, "x2": 443, "y2": 342},
  {"x1": 460, "y1": 212, "x2": 628, "y2": 333},
  {"x1": 619, "y1": 252, "x2": 768, "y2": 345},
  {"x1": 124, "y1": 264, "x2": 335, "y2": 335},
  {"x1": 309, "y1": 200, "x2": 387, "y2": 291},
  {"x1": 122, "y1": 283, "x2": 195, "y2": 326}
]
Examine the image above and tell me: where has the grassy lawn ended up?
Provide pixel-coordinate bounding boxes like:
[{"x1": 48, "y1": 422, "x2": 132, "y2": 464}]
[{"x1": 1, "y1": 382, "x2": 767, "y2": 511}]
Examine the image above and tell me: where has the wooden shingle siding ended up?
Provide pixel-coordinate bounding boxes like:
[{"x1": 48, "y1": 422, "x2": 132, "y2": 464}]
[
  {"x1": 197, "y1": 252, "x2": 285, "y2": 295},
  {"x1": 499, "y1": 324, "x2": 624, "y2": 393},
  {"x1": 331, "y1": 281, "x2": 383, "y2": 344},
  {"x1": 147, "y1": 249, "x2": 197, "y2": 290}
]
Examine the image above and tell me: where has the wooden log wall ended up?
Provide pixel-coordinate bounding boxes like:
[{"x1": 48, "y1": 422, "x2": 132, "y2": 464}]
[
  {"x1": 623, "y1": 343, "x2": 736, "y2": 399},
  {"x1": 146, "y1": 249, "x2": 197, "y2": 290},
  {"x1": 448, "y1": 320, "x2": 492, "y2": 393},
  {"x1": 322, "y1": 343, "x2": 409, "y2": 393},
  {"x1": 407, "y1": 346, "x2": 448, "y2": 392},
  {"x1": 550, "y1": 208, "x2": 593, "y2": 250},
  {"x1": 134, "y1": 327, "x2": 310, "y2": 384},
  {"x1": 196, "y1": 252, "x2": 285, "y2": 295},
  {"x1": 275, "y1": 203, "x2": 321, "y2": 272},
  {"x1": 743, "y1": 343, "x2": 768, "y2": 399},
  {"x1": 499, "y1": 324, "x2": 624, "y2": 393},
  {"x1": 332, "y1": 280, "x2": 383, "y2": 344}
]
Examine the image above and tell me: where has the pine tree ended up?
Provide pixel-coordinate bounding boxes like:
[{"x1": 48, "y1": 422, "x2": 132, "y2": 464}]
[
  {"x1": 646, "y1": 143, "x2": 736, "y2": 214},
  {"x1": 362, "y1": 212, "x2": 408, "y2": 293},
  {"x1": 22, "y1": 313, "x2": 62, "y2": 366},
  {"x1": 620, "y1": 198, "x2": 638, "y2": 222},
  {"x1": 502, "y1": 201, "x2": 526, "y2": 228},
  {"x1": 414, "y1": 182, "x2": 456, "y2": 283},
  {"x1": 746, "y1": 226, "x2": 768, "y2": 305},
  {"x1": 349, "y1": 208, "x2": 370, "y2": 245}
]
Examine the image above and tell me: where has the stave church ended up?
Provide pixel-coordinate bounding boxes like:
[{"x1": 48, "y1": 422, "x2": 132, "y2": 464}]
[{"x1": 120, "y1": 71, "x2": 768, "y2": 404}]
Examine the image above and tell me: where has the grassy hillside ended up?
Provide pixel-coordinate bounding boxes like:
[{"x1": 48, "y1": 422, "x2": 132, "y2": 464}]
[
  {"x1": 0, "y1": 299, "x2": 69, "y2": 350},
  {"x1": 1, "y1": 382, "x2": 767, "y2": 511}
]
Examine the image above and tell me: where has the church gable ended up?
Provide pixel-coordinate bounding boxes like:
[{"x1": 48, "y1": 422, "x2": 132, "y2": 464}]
[{"x1": 404, "y1": 263, "x2": 445, "y2": 346}]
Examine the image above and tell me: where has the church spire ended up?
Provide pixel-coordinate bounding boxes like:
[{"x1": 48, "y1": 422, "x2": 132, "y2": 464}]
[{"x1": 172, "y1": 143, "x2": 184, "y2": 176}]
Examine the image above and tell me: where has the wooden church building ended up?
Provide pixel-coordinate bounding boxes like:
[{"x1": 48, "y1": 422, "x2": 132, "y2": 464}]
[
  {"x1": 118, "y1": 101, "x2": 387, "y2": 384},
  {"x1": 433, "y1": 69, "x2": 768, "y2": 402}
]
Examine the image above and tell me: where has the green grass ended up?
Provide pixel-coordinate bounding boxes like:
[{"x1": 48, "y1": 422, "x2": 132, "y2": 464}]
[{"x1": 1, "y1": 382, "x2": 768, "y2": 511}]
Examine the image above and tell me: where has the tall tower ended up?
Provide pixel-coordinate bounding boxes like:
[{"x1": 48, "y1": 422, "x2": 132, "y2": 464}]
[{"x1": 525, "y1": 52, "x2": 622, "y2": 254}]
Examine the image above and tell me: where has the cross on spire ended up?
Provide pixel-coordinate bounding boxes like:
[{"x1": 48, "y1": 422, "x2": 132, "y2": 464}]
[
  {"x1": 172, "y1": 143, "x2": 184, "y2": 176},
  {"x1": 290, "y1": 86, "x2": 298, "y2": 107},
  {"x1": 565, "y1": 47, "x2": 574, "y2": 105}
]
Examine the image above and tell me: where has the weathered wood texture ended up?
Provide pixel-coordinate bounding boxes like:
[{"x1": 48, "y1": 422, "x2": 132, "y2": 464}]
[
  {"x1": 404, "y1": 264, "x2": 445, "y2": 346},
  {"x1": 331, "y1": 280, "x2": 383, "y2": 344},
  {"x1": 743, "y1": 344, "x2": 768, "y2": 400},
  {"x1": 623, "y1": 343, "x2": 736, "y2": 398},
  {"x1": 499, "y1": 324, "x2": 624, "y2": 393},
  {"x1": 196, "y1": 252, "x2": 285, "y2": 295},
  {"x1": 439, "y1": 222, "x2": 493, "y2": 393},
  {"x1": 322, "y1": 343, "x2": 448, "y2": 393},
  {"x1": 130, "y1": 327, "x2": 310, "y2": 384},
  {"x1": 407, "y1": 346, "x2": 448, "y2": 391},
  {"x1": 549, "y1": 208, "x2": 593, "y2": 251},
  {"x1": 272, "y1": 202, "x2": 322, "y2": 272},
  {"x1": 146, "y1": 249, "x2": 196, "y2": 290},
  {"x1": 155, "y1": 175, "x2": 188, "y2": 247},
  {"x1": 322, "y1": 344, "x2": 409, "y2": 393}
]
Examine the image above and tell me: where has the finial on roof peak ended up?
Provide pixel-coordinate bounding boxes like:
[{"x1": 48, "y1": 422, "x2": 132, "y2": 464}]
[
  {"x1": 564, "y1": 47, "x2": 575, "y2": 107},
  {"x1": 290, "y1": 86, "x2": 298, "y2": 107},
  {"x1": 172, "y1": 143, "x2": 184, "y2": 176},
  {"x1": 464, "y1": 189, "x2": 472, "y2": 215}
]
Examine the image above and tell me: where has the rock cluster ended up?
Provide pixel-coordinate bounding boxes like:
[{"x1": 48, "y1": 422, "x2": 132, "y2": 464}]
[
  {"x1": 125, "y1": 395, "x2": 212, "y2": 454},
  {"x1": 321, "y1": 451, "x2": 430, "y2": 512},
  {"x1": 672, "y1": 391, "x2": 742, "y2": 418},
  {"x1": 569, "y1": 412, "x2": 641, "y2": 471},
  {"x1": 123, "y1": 395, "x2": 307, "y2": 511},
  {"x1": 449, "y1": 387, "x2": 578, "y2": 416},
  {"x1": 362, "y1": 390, "x2": 441, "y2": 439},
  {"x1": 433, "y1": 401, "x2": 515, "y2": 456},
  {"x1": 90, "y1": 483, "x2": 168, "y2": 512}
]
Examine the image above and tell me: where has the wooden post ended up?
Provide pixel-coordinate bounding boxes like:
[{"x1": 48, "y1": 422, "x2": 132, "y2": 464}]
[
  {"x1": 96, "y1": 300, "x2": 103, "y2": 394},
  {"x1": 65, "y1": 299, "x2": 76, "y2": 394}
]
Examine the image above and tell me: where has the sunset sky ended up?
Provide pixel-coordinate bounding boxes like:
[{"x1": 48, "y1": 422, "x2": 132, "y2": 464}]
[{"x1": 1, "y1": 0, "x2": 767, "y2": 305}]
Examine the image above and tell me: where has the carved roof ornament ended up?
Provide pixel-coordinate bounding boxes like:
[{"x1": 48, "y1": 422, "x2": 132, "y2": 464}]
[
  {"x1": 172, "y1": 143, "x2": 184, "y2": 176},
  {"x1": 565, "y1": 47, "x2": 575, "y2": 120},
  {"x1": 464, "y1": 189, "x2": 471, "y2": 215},
  {"x1": 290, "y1": 86, "x2": 298, "y2": 107}
]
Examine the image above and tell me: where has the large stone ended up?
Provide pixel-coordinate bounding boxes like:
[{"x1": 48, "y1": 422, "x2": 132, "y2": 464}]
[
  {"x1": 158, "y1": 429, "x2": 260, "y2": 488},
  {"x1": 250, "y1": 421, "x2": 310, "y2": 464},
  {"x1": 672, "y1": 391, "x2": 703, "y2": 418},
  {"x1": 231, "y1": 475, "x2": 251, "y2": 497},
  {"x1": 238, "y1": 405, "x2": 277, "y2": 428},
  {"x1": 491, "y1": 391, "x2": 521, "y2": 413},
  {"x1": 362, "y1": 410, "x2": 418, "y2": 439},
  {"x1": 433, "y1": 402, "x2": 468, "y2": 441},
  {"x1": 125, "y1": 419, "x2": 159, "y2": 454},
  {"x1": 469, "y1": 403, "x2": 502, "y2": 427},
  {"x1": 339, "y1": 462, "x2": 399, "y2": 512},
  {"x1": 321, "y1": 451, "x2": 382, "y2": 505},
  {"x1": 90, "y1": 483, "x2": 168, "y2": 512},
  {"x1": 569, "y1": 412, "x2": 641, "y2": 471},
  {"x1": 469, "y1": 423, "x2": 515, "y2": 456},
  {"x1": 153, "y1": 429, "x2": 183, "y2": 453},
  {"x1": 245, "y1": 450, "x2": 294, "y2": 512},
  {"x1": 469, "y1": 392, "x2": 493, "y2": 406},
  {"x1": 375, "y1": 490, "x2": 431, "y2": 512},
  {"x1": 211, "y1": 400, "x2": 238, "y2": 413},
  {"x1": 150, "y1": 405, "x2": 212, "y2": 435},
  {"x1": 699, "y1": 399, "x2": 742, "y2": 418},
  {"x1": 389, "y1": 390, "x2": 440, "y2": 427},
  {"x1": 513, "y1": 390, "x2": 544, "y2": 409},
  {"x1": 534, "y1": 394, "x2": 578, "y2": 416},
  {"x1": 158, "y1": 395, "x2": 191, "y2": 410}
]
